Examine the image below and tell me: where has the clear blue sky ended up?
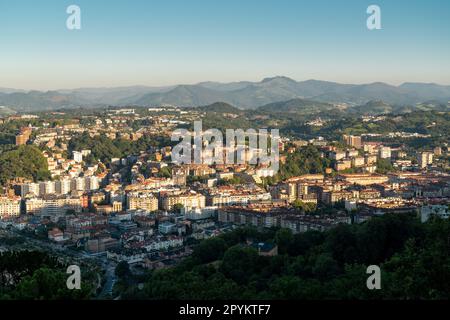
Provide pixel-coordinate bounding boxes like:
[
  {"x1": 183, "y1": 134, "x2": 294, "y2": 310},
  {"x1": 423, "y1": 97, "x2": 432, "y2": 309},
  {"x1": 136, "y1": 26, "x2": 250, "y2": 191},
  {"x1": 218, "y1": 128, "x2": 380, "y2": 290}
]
[{"x1": 1, "y1": 0, "x2": 449, "y2": 90}]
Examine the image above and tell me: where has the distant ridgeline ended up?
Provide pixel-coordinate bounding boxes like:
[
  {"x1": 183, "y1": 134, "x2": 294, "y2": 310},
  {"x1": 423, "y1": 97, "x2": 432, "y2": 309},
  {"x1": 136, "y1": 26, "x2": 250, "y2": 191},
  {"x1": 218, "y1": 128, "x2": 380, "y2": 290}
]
[{"x1": 1, "y1": 77, "x2": 450, "y2": 111}]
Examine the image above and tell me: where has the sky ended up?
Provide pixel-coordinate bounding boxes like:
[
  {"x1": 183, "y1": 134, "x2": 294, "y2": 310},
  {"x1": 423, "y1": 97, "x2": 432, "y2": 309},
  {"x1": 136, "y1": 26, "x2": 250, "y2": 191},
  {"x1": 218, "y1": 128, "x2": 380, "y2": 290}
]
[{"x1": 1, "y1": 0, "x2": 450, "y2": 90}]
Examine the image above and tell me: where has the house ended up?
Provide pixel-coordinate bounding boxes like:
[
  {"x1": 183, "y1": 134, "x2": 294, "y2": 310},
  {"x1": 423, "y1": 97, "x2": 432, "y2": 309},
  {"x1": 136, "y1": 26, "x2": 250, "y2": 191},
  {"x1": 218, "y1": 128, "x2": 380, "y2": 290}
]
[
  {"x1": 158, "y1": 221, "x2": 176, "y2": 234},
  {"x1": 48, "y1": 228, "x2": 65, "y2": 242},
  {"x1": 421, "y1": 205, "x2": 450, "y2": 222},
  {"x1": 251, "y1": 242, "x2": 278, "y2": 257}
]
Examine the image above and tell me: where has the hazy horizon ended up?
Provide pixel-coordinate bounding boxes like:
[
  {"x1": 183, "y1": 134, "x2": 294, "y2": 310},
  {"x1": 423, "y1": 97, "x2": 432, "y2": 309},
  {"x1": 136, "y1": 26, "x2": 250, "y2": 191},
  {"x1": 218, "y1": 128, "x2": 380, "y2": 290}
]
[{"x1": 2, "y1": 76, "x2": 450, "y2": 92}]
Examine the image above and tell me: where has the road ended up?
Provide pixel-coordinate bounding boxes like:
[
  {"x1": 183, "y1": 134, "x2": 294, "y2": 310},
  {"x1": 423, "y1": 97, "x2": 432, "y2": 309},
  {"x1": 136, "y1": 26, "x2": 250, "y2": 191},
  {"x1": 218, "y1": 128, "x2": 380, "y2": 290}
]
[
  {"x1": 99, "y1": 260, "x2": 118, "y2": 299},
  {"x1": 2, "y1": 227, "x2": 118, "y2": 299}
]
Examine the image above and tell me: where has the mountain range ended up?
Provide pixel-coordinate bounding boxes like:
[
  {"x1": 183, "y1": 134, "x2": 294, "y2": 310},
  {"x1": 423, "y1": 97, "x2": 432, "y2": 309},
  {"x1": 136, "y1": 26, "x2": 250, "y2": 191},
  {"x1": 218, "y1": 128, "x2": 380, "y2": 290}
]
[{"x1": 1, "y1": 76, "x2": 450, "y2": 112}]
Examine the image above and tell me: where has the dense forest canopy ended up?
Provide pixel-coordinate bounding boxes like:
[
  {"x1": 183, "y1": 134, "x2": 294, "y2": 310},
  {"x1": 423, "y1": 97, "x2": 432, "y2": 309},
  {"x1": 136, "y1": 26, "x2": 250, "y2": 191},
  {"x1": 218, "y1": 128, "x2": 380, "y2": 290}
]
[
  {"x1": 0, "y1": 251, "x2": 93, "y2": 300},
  {"x1": 68, "y1": 132, "x2": 172, "y2": 165},
  {"x1": 0, "y1": 145, "x2": 50, "y2": 184},
  {"x1": 116, "y1": 214, "x2": 450, "y2": 300}
]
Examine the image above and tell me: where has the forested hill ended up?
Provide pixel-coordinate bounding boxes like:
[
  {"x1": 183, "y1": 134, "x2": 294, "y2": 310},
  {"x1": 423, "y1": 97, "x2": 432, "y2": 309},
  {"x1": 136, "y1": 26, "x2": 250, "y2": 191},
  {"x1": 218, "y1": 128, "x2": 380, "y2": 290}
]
[{"x1": 118, "y1": 213, "x2": 450, "y2": 300}]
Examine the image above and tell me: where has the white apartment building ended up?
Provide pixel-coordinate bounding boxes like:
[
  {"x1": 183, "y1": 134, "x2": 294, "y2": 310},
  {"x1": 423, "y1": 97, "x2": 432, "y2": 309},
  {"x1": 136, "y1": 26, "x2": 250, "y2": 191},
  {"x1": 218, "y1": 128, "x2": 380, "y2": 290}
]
[
  {"x1": 144, "y1": 237, "x2": 184, "y2": 251},
  {"x1": 379, "y1": 146, "x2": 392, "y2": 159},
  {"x1": 25, "y1": 196, "x2": 82, "y2": 217},
  {"x1": 184, "y1": 207, "x2": 218, "y2": 220},
  {"x1": 330, "y1": 151, "x2": 346, "y2": 161},
  {"x1": 20, "y1": 175, "x2": 99, "y2": 198},
  {"x1": 73, "y1": 151, "x2": 83, "y2": 163},
  {"x1": 127, "y1": 192, "x2": 159, "y2": 212},
  {"x1": 55, "y1": 179, "x2": 72, "y2": 195},
  {"x1": 86, "y1": 176, "x2": 99, "y2": 191},
  {"x1": 208, "y1": 192, "x2": 271, "y2": 207},
  {"x1": 161, "y1": 192, "x2": 206, "y2": 211},
  {"x1": 418, "y1": 152, "x2": 434, "y2": 169},
  {"x1": 71, "y1": 177, "x2": 85, "y2": 191},
  {"x1": 20, "y1": 183, "x2": 40, "y2": 197},
  {"x1": 0, "y1": 197, "x2": 21, "y2": 219},
  {"x1": 39, "y1": 181, "x2": 56, "y2": 196}
]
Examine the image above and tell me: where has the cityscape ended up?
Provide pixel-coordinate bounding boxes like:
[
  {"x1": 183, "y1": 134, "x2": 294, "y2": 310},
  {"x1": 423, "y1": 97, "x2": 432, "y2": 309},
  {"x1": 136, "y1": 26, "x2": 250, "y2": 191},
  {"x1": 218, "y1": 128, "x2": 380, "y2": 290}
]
[
  {"x1": 0, "y1": 0, "x2": 449, "y2": 312},
  {"x1": 1, "y1": 100, "x2": 449, "y2": 300}
]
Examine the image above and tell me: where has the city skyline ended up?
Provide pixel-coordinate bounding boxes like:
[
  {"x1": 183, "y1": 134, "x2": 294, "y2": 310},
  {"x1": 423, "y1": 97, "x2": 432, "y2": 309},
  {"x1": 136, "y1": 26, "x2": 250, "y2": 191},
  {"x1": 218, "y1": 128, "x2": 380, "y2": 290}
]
[{"x1": 1, "y1": 0, "x2": 450, "y2": 90}]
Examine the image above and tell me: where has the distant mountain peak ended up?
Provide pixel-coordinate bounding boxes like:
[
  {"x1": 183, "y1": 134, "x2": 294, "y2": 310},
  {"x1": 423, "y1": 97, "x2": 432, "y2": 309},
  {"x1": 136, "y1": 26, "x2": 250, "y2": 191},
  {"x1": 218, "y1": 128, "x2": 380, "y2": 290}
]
[
  {"x1": 364, "y1": 82, "x2": 392, "y2": 87},
  {"x1": 261, "y1": 76, "x2": 296, "y2": 83}
]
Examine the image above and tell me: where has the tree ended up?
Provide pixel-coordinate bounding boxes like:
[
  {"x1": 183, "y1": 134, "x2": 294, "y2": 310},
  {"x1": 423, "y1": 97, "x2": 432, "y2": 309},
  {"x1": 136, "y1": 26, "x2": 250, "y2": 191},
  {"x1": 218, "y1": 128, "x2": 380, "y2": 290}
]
[
  {"x1": 11, "y1": 268, "x2": 92, "y2": 300},
  {"x1": 275, "y1": 229, "x2": 293, "y2": 254},
  {"x1": 0, "y1": 145, "x2": 50, "y2": 184},
  {"x1": 277, "y1": 145, "x2": 331, "y2": 181},
  {"x1": 220, "y1": 246, "x2": 259, "y2": 285},
  {"x1": 292, "y1": 200, "x2": 317, "y2": 213},
  {"x1": 0, "y1": 251, "x2": 93, "y2": 300},
  {"x1": 158, "y1": 166, "x2": 172, "y2": 178},
  {"x1": 287, "y1": 230, "x2": 325, "y2": 256},
  {"x1": 376, "y1": 158, "x2": 394, "y2": 174},
  {"x1": 172, "y1": 203, "x2": 184, "y2": 213},
  {"x1": 312, "y1": 253, "x2": 340, "y2": 280},
  {"x1": 120, "y1": 215, "x2": 450, "y2": 300},
  {"x1": 383, "y1": 238, "x2": 450, "y2": 299},
  {"x1": 191, "y1": 238, "x2": 227, "y2": 264},
  {"x1": 325, "y1": 224, "x2": 359, "y2": 265},
  {"x1": 115, "y1": 261, "x2": 131, "y2": 279}
]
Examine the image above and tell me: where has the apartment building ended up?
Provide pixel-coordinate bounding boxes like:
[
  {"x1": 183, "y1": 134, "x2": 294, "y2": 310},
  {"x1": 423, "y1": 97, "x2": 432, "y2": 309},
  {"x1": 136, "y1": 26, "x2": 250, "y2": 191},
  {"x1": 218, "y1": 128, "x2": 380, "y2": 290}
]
[
  {"x1": 25, "y1": 196, "x2": 82, "y2": 216},
  {"x1": 127, "y1": 192, "x2": 159, "y2": 212},
  {"x1": 161, "y1": 192, "x2": 206, "y2": 211},
  {"x1": 418, "y1": 152, "x2": 434, "y2": 169},
  {"x1": 343, "y1": 135, "x2": 362, "y2": 149},
  {"x1": 0, "y1": 196, "x2": 21, "y2": 219},
  {"x1": 338, "y1": 173, "x2": 389, "y2": 186},
  {"x1": 207, "y1": 190, "x2": 271, "y2": 207}
]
